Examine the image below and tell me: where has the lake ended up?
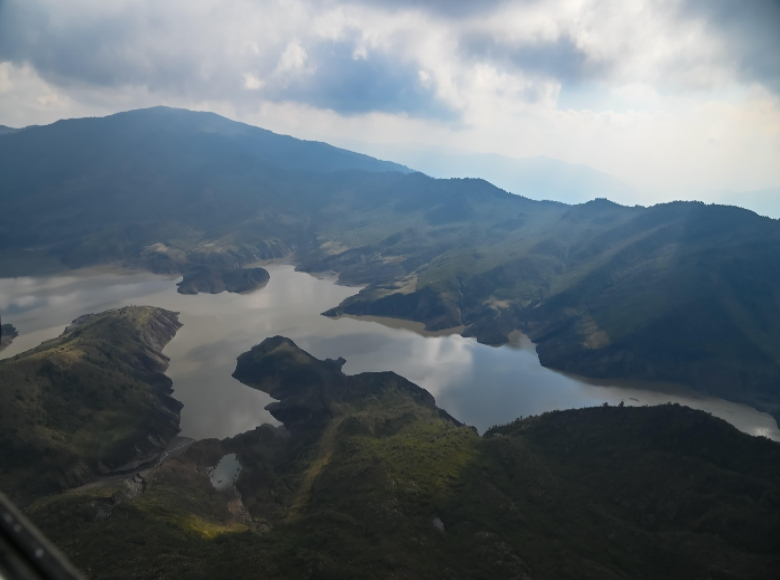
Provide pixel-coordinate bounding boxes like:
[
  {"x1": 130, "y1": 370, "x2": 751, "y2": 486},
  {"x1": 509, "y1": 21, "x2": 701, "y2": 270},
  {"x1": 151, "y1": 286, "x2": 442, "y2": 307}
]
[{"x1": 1, "y1": 264, "x2": 778, "y2": 441}]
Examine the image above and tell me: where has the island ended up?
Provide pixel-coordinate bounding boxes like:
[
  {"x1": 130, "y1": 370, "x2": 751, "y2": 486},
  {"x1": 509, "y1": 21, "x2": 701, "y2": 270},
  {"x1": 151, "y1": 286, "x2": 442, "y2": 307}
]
[{"x1": 177, "y1": 266, "x2": 270, "y2": 295}]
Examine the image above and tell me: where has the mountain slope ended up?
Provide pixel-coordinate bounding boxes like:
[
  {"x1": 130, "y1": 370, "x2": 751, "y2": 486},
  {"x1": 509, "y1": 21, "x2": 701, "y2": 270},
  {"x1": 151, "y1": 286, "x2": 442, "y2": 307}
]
[
  {"x1": 0, "y1": 107, "x2": 408, "y2": 270},
  {"x1": 0, "y1": 306, "x2": 182, "y2": 505},
  {"x1": 306, "y1": 190, "x2": 780, "y2": 421},
  {"x1": 0, "y1": 107, "x2": 779, "y2": 421},
  {"x1": 0, "y1": 107, "x2": 409, "y2": 192},
  {"x1": 25, "y1": 338, "x2": 780, "y2": 580}
]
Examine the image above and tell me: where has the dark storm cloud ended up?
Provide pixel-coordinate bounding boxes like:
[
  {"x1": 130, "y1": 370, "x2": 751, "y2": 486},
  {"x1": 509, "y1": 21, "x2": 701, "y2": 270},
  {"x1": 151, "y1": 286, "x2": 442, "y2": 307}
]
[
  {"x1": 0, "y1": 0, "x2": 455, "y2": 118},
  {"x1": 264, "y1": 40, "x2": 456, "y2": 118},
  {"x1": 678, "y1": 0, "x2": 780, "y2": 92},
  {"x1": 0, "y1": 0, "x2": 216, "y2": 93},
  {"x1": 461, "y1": 33, "x2": 607, "y2": 85}
]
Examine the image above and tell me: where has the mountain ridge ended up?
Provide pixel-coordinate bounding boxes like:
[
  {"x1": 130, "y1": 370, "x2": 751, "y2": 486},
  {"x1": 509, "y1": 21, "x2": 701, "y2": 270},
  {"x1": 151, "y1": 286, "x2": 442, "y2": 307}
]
[
  {"x1": 0, "y1": 106, "x2": 778, "y2": 425},
  {"x1": 1, "y1": 106, "x2": 411, "y2": 178}
]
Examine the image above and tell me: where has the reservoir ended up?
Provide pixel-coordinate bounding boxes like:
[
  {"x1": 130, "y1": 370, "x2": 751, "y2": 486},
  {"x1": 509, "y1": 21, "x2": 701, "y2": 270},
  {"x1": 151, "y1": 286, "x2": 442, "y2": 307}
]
[{"x1": 2, "y1": 264, "x2": 778, "y2": 441}]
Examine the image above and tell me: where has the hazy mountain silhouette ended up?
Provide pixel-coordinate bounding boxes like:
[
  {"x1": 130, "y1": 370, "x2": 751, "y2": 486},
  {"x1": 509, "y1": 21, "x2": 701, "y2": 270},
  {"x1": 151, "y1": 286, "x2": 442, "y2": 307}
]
[{"x1": 344, "y1": 143, "x2": 636, "y2": 204}]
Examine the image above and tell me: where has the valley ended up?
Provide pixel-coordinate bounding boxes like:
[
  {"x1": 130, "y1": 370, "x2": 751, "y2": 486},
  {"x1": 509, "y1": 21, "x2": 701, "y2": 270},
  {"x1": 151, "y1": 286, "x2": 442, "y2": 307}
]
[
  {"x1": 1, "y1": 107, "x2": 779, "y2": 579},
  {"x1": 2, "y1": 2, "x2": 779, "y2": 578},
  {"x1": 1, "y1": 251, "x2": 777, "y2": 579},
  {"x1": 1, "y1": 108, "x2": 779, "y2": 426}
]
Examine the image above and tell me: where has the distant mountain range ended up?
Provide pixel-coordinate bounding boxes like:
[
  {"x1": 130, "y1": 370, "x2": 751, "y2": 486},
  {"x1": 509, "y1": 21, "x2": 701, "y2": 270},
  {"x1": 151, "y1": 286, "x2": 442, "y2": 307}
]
[
  {"x1": 1, "y1": 107, "x2": 779, "y2": 425},
  {"x1": 5, "y1": 112, "x2": 776, "y2": 215},
  {"x1": 343, "y1": 143, "x2": 637, "y2": 205},
  {"x1": 338, "y1": 141, "x2": 780, "y2": 218}
]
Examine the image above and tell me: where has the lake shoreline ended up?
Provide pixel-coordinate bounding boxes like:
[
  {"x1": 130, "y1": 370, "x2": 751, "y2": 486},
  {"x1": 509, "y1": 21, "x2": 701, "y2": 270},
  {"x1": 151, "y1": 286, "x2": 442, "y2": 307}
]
[{"x1": 1, "y1": 262, "x2": 778, "y2": 439}]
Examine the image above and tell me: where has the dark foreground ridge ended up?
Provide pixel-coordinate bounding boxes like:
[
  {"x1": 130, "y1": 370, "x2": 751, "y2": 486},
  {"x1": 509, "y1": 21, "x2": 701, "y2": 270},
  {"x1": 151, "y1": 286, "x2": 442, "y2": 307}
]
[
  {"x1": 0, "y1": 306, "x2": 182, "y2": 506},
  {"x1": 18, "y1": 335, "x2": 780, "y2": 580}
]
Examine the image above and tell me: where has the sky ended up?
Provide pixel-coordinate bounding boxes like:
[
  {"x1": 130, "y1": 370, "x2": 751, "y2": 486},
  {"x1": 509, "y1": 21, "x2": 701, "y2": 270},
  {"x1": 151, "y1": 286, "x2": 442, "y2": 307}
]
[{"x1": 0, "y1": 0, "x2": 779, "y2": 208}]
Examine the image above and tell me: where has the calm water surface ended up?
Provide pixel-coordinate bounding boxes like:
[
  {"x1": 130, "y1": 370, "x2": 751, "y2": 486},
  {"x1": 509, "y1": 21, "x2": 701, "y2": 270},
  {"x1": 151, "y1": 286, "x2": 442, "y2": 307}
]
[
  {"x1": 209, "y1": 453, "x2": 242, "y2": 491},
  {"x1": 1, "y1": 264, "x2": 778, "y2": 441}
]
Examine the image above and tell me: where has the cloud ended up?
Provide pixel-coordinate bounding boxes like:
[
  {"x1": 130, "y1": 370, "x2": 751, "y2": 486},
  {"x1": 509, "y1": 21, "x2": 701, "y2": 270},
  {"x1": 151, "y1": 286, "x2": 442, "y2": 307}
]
[
  {"x1": 2, "y1": 0, "x2": 779, "y2": 119},
  {"x1": 0, "y1": 0, "x2": 456, "y2": 118},
  {"x1": 0, "y1": 0, "x2": 220, "y2": 93},
  {"x1": 261, "y1": 37, "x2": 456, "y2": 117},
  {"x1": 677, "y1": 0, "x2": 780, "y2": 93},
  {"x1": 460, "y1": 32, "x2": 606, "y2": 85}
]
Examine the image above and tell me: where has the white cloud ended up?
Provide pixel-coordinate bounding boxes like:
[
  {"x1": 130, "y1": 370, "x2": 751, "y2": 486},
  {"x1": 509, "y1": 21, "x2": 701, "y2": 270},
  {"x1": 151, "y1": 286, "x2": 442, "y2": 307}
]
[
  {"x1": 242, "y1": 72, "x2": 264, "y2": 90},
  {"x1": 276, "y1": 41, "x2": 308, "y2": 73}
]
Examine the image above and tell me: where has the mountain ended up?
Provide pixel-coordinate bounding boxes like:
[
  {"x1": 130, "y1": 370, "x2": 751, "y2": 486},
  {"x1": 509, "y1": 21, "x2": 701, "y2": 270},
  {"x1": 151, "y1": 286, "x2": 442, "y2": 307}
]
[
  {"x1": 0, "y1": 106, "x2": 409, "y2": 216},
  {"x1": 0, "y1": 106, "x2": 408, "y2": 269},
  {"x1": 342, "y1": 143, "x2": 637, "y2": 204},
  {"x1": 0, "y1": 124, "x2": 18, "y2": 135},
  {"x1": 0, "y1": 107, "x2": 409, "y2": 176},
  {"x1": 0, "y1": 107, "x2": 779, "y2": 423},
  {"x1": 22, "y1": 335, "x2": 780, "y2": 579}
]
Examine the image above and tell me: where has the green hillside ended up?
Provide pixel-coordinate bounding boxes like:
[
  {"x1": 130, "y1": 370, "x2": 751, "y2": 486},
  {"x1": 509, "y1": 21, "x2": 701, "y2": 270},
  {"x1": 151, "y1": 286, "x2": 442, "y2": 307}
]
[
  {"x1": 24, "y1": 336, "x2": 780, "y2": 579},
  {"x1": 0, "y1": 307, "x2": 182, "y2": 505},
  {"x1": 0, "y1": 107, "x2": 779, "y2": 421}
]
